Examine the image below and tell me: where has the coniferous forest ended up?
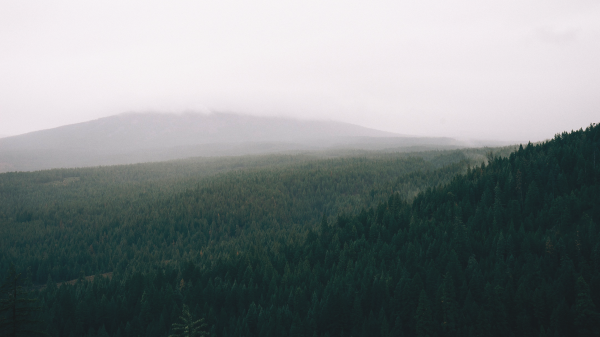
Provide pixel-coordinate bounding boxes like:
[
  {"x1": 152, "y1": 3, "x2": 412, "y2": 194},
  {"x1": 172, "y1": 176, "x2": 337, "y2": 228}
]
[{"x1": 1, "y1": 124, "x2": 600, "y2": 336}]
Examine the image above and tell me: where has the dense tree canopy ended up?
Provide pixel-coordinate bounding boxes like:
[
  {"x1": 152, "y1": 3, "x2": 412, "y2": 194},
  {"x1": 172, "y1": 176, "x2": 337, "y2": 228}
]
[
  {"x1": 1, "y1": 124, "x2": 599, "y2": 336},
  {"x1": 0, "y1": 150, "x2": 477, "y2": 285}
]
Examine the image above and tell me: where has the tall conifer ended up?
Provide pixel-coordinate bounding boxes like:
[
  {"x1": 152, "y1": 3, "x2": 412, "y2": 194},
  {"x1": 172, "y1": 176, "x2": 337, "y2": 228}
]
[
  {"x1": 0, "y1": 265, "x2": 46, "y2": 336},
  {"x1": 169, "y1": 304, "x2": 207, "y2": 337}
]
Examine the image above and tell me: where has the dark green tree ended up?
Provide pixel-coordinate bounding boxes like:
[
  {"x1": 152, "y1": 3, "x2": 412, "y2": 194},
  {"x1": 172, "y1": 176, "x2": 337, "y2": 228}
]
[
  {"x1": 0, "y1": 265, "x2": 46, "y2": 337},
  {"x1": 440, "y1": 273, "x2": 457, "y2": 337},
  {"x1": 168, "y1": 304, "x2": 207, "y2": 337},
  {"x1": 574, "y1": 277, "x2": 600, "y2": 337},
  {"x1": 415, "y1": 290, "x2": 436, "y2": 337}
]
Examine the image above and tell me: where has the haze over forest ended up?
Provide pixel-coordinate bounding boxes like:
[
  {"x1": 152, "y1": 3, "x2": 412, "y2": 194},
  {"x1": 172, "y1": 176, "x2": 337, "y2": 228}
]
[
  {"x1": 1, "y1": 1, "x2": 599, "y2": 141},
  {"x1": 0, "y1": 112, "x2": 484, "y2": 172},
  {"x1": 1, "y1": 2, "x2": 600, "y2": 336}
]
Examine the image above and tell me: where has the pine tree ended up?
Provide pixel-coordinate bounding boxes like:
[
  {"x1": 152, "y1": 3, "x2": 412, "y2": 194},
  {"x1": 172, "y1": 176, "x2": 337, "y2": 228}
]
[
  {"x1": 574, "y1": 277, "x2": 600, "y2": 337},
  {"x1": 391, "y1": 316, "x2": 404, "y2": 337},
  {"x1": 0, "y1": 265, "x2": 47, "y2": 337},
  {"x1": 168, "y1": 304, "x2": 208, "y2": 337},
  {"x1": 440, "y1": 273, "x2": 457, "y2": 337},
  {"x1": 415, "y1": 290, "x2": 436, "y2": 337},
  {"x1": 97, "y1": 325, "x2": 109, "y2": 337}
]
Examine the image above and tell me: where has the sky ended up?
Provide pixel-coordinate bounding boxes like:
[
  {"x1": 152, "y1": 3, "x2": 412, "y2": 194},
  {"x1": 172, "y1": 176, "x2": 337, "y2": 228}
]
[{"x1": 1, "y1": 1, "x2": 599, "y2": 142}]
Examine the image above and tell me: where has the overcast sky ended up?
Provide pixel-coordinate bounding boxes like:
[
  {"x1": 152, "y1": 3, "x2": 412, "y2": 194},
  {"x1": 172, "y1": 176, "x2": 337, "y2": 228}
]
[{"x1": 1, "y1": 1, "x2": 599, "y2": 141}]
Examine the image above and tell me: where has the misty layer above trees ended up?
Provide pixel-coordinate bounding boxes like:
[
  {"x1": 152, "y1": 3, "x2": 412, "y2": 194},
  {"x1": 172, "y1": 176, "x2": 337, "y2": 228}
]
[{"x1": 0, "y1": 112, "x2": 469, "y2": 172}]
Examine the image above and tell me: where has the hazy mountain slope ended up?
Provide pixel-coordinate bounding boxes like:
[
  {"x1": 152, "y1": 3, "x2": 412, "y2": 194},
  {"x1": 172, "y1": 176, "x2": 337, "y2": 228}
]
[
  {"x1": 0, "y1": 112, "x2": 405, "y2": 150},
  {"x1": 0, "y1": 112, "x2": 462, "y2": 172}
]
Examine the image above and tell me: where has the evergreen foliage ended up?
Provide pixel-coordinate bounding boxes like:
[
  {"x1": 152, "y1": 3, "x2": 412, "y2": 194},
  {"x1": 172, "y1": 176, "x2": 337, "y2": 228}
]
[
  {"x1": 0, "y1": 123, "x2": 599, "y2": 336},
  {"x1": 0, "y1": 265, "x2": 46, "y2": 336},
  {"x1": 169, "y1": 305, "x2": 207, "y2": 337}
]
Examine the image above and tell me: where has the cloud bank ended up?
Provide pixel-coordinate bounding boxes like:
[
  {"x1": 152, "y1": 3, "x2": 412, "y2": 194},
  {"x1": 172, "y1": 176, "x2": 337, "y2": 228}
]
[{"x1": 1, "y1": 1, "x2": 599, "y2": 141}]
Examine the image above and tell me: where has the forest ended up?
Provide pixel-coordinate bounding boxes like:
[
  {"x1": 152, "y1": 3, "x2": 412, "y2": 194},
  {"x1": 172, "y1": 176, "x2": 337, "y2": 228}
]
[{"x1": 1, "y1": 124, "x2": 599, "y2": 337}]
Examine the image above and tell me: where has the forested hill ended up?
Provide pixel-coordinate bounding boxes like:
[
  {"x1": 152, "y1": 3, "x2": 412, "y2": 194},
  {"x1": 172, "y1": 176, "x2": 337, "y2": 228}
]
[
  {"x1": 1, "y1": 124, "x2": 599, "y2": 337},
  {"x1": 0, "y1": 112, "x2": 465, "y2": 172},
  {"x1": 0, "y1": 150, "x2": 478, "y2": 284}
]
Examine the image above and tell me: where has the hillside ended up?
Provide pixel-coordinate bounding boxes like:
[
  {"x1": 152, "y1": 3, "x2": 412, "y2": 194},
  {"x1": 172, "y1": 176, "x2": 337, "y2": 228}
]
[
  {"x1": 1, "y1": 124, "x2": 598, "y2": 337},
  {"x1": 0, "y1": 112, "x2": 462, "y2": 172},
  {"x1": 0, "y1": 150, "x2": 475, "y2": 283}
]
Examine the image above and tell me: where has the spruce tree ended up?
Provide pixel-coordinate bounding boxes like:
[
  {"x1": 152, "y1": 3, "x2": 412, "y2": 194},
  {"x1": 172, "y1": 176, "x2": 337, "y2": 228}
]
[
  {"x1": 415, "y1": 290, "x2": 436, "y2": 337},
  {"x1": 0, "y1": 265, "x2": 46, "y2": 337},
  {"x1": 169, "y1": 304, "x2": 207, "y2": 337},
  {"x1": 574, "y1": 277, "x2": 600, "y2": 337}
]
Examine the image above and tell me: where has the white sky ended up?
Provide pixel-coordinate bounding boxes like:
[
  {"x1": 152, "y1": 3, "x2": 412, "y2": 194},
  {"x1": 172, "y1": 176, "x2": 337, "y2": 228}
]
[{"x1": 1, "y1": 1, "x2": 599, "y2": 141}]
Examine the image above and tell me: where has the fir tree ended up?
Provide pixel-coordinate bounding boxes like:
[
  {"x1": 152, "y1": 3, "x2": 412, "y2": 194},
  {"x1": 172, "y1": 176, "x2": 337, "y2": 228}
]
[
  {"x1": 574, "y1": 277, "x2": 600, "y2": 337},
  {"x1": 0, "y1": 265, "x2": 47, "y2": 337},
  {"x1": 169, "y1": 304, "x2": 208, "y2": 337},
  {"x1": 415, "y1": 290, "x2": 436, "y2": 337}
]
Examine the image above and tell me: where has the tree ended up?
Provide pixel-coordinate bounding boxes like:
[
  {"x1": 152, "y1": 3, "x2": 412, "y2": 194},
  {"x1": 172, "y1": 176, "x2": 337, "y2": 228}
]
[
  {"x1": 415, "y1": 290, "x2": 436, "y2": 337},
  {"x1": 574, "y1": 277, "x2": 600, "y2": 337},
  {"x1": 440, "y1": 273, "x2": 457, "y2": 337},
  {"x1": 169, "y1": 304, "x2": 208, "y2": 337},
  {"x1": 0, "y1": 265, "x2": 46, "y2": 337}
]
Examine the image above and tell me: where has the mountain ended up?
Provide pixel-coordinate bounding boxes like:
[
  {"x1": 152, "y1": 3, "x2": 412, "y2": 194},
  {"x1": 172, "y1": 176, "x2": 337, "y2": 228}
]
[
  {"x1": 0, "y1": 112, "x2": 402, "y2": 150},
  {"x1": 0, "y1": 112, "x2": 462, "y2": 172}
]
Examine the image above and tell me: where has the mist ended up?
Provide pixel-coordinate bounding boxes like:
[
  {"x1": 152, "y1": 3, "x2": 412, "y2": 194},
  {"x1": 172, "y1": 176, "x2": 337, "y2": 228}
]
[
  {"x1": 0, "y1": 112, "x2": 475, "y2": 172},
  {"x1": 1, "y1": 1, "x2": 599, "y2": 142}
]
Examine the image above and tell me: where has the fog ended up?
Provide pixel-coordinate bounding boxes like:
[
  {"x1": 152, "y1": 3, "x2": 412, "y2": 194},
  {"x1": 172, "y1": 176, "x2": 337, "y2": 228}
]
[
  {"x1": 1, "y1": 112, "x2": 475, "y2": 172},
  {"x1": 1, "y1": 1, "x2": 599, "y2": 142}
]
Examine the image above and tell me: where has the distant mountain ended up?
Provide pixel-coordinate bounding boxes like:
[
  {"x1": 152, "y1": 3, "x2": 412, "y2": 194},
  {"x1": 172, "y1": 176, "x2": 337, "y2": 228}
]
[
  {"x1": 0, "y1": 112, "x2": 462, "y2": 172},
  {"x1": 0, "y1": 112, "x2": 402, "y2": 151}
]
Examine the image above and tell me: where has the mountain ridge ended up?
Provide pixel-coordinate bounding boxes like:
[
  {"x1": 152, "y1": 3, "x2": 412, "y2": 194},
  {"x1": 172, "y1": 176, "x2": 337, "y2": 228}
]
[
  {"x1": 0, "y1": 112, "x2": 462, "y2": 172},
  {"x1": 0, "y1": 112, "x2": 409, "y2": 150}
]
